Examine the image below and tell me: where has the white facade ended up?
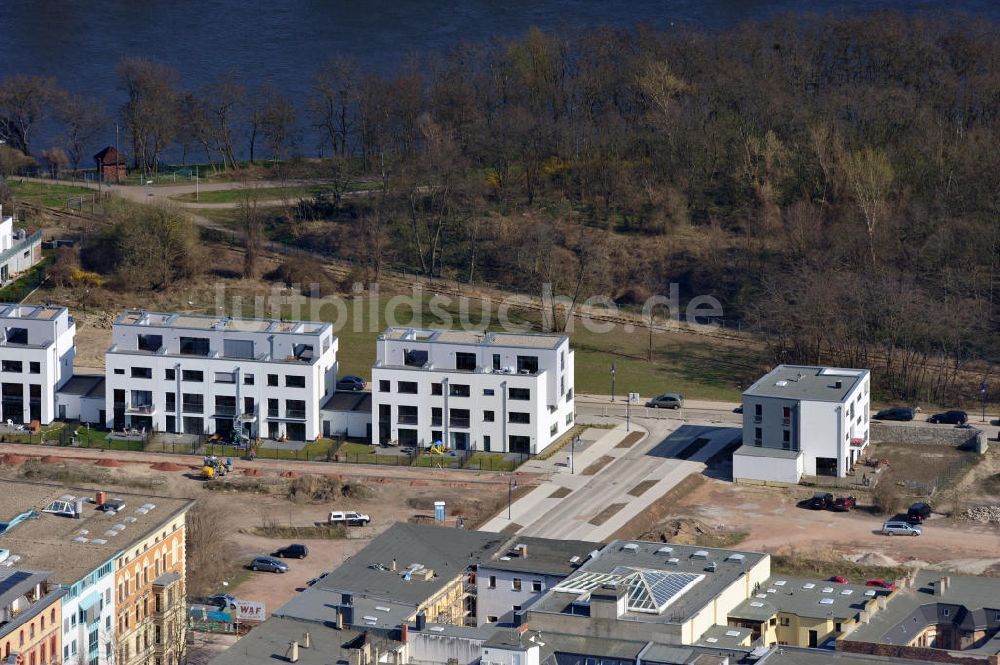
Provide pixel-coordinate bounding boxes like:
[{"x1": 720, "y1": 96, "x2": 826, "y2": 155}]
[
  {"x1": 104, "y1": 311, "x2": 338, "y2": 441},
  {"x1": 476, "y1": 567, "x2": 564, "y2": 627},
  {"x1": 0, "y1": 303, "x2": 76, "y2": 425},
  {"x1": 0, "y1": 210, "x2": 43, "y2": 284},
  {"x1": 371, "y1": 328, "x2": 575, "y2": 455},
  {"x1": 61, "y1": 558, "x2": 115, "y2": 665},
  {"x1": 737, "y1": 365, "x2": 870, "y2": 483}
]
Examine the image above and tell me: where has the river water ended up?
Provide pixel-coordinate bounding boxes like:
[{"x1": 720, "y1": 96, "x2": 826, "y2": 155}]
[{"x1": 0, "y1": 1, "x2": 995, "y2": 158}]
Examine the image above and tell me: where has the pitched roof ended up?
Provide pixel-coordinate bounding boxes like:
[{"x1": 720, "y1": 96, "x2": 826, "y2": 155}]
[{"x1": 93, "y1": 146, "x2": 126, "y2": 164}]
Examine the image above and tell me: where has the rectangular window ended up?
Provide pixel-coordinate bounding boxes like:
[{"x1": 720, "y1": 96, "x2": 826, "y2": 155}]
[
  {"x1": 483, "y1": 435, "x2": 491, "y2": 451},
  {"x1": 181, "y1": 393, "x2": 204, "y2": 414},
  {"x1": 783, "y1": 406, "x2": 791, "y2": 418},
  {"x1": 532, "y1": 580, "x2": 543, "y2": 592},
  {"x1": 781, "y1": 617, "x2": 790, "y2": 626},
  {"x1": 165, "y1": 392, "x2": 176, "y2": 412},
  {"x1": 431, "y1": 407, "x2": 442, "y2": 426},
  {"x1": 223, "y1": 339, "x2": 255, "y2": 359},
  {"x1": 4, "y1": 327, "x2": 27, "y2": 344},
  {"x1": 754, "y1": 427, "x2": 762, "y2": 445},
  {"x1": 403, "y1": 349, "x2": 428, "y2": 367},
  {"x1": 566, "y1": 412, "x2": 574, "y2": 425},
  {"x1": 267, "y1": 398, "x2": 279, "y2": 418},
  {"x1": 268, "y1": 374, "x2": 279, "y2": 387},
  {"x1": 137, "y1": 334, "x2": 162, "y2": 352},
  {"x1": 398, "y1": 405, "x2": 418, "y2": 425},
  {"x1": 165, "y1": 368, "x2": 175, "y2": 381},
  {"x1": 285, "y1": 375, "x2": 305, "y2": 388},
  {"x1": 550, "y1": 422, "x2": 558, "y2": 435},
  {"x1": 782, "y1": 430, "x2": 791, "y2": 449},
  {"x1": 244, "y1": 373, "x2": 254, "y2": 385},
  {"x1": 285, "y1": 399, "x2": 306, "y2": 419},
  {"x1": 487, "y1": 616, "x2": 498, "y2": 623},
  {"x1": 483, "y1": 410, "x2": 495, "y2": 422},
  {"x1": 516, "y1": 356, "x2": 539, "y2": 374},
  {"x1": 398, "y1": 381, "x2": 418, "y2": 394},
  {"x1": 179, "y1": 336, "x2": 210, "y2": 356},
  {"x1": 431, "y1": 383, "x2": 442, "y2": 395},
  {"x1": 483, "y1": 388, "x2": 495, "y2": 396},
  {"x1": 215, "y1": 371, "x2": 236, "y2": 384},
  {"x1": 215, "y1": 396, "x2": 236, "y2": 417},
  {"x1": 1, "y1": 360, "x2": 22, "y2": 373},
  {"x1": 509, "y1": 412, "x2": 530, "y2": 424},
  {"x1": 28, "y1": 361, "x2": 40, "y2": 374},
  {"x1": 450, "y1": 408, "x2": 470, "y2": 428},
  {"x1": 449, "y1": 383, "x2": 470, "y2": 397},
  {"x1": 114, "y1": 368, "x2": 124, "y2": 375},
  {"x1": 488, "y1": 576, "x2": 496, "y2": 589},
  {"x1": 182, "y1": 369, "x2": 203, "y2": 382},
  {"x1": 379, "y1": 380, "x2": 390, "y2": 392},
  {"x1": 512, "y1": 578, "x2": 522, "y2": 591},
  {"x1": 492, "y1": 354, "x2": 501, "y2": 370},
  {"x1": 509, "y1": 387, "x2": 530, "y2": 401},
  {"x1": 131, "y1": 367, "x2": 152, "y2": 379},
  {"x1": 455, "y1": 352, "x2": 477, "y2": 371}
]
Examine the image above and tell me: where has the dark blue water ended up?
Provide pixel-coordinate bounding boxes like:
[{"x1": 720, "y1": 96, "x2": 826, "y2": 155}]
[{"x1": 1, "y1": 1, "x2": 995, "y2": 157}]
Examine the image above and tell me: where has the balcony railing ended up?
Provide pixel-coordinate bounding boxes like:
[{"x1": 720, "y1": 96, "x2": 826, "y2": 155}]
[
  {"x1": 285, "y1": 409, "x2": 307, "y2": 419},
  {"x1": 267, "y1": 409, "x2": 280, "y2": 418},
  {"x1": 397, "y1": 415, "x2": 418, "y2": 425},
  {"x1": 0, "y1": 230, "x2": 41, "y2": 265},
  {"x1": 450, "y1": 418, "x2": 470, "y2": 428},
  {"x1": 214, "y1": 406, "x2": 238, "y2": 417},
  {"x1": 126, "y1": 404, "x2": 155, "y2": 414}
]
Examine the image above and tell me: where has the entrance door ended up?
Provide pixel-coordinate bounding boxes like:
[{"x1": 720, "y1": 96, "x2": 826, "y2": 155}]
[
  {"x1": 808, "y1": 630, "x2": 818, "y2": 648},
  {"x1": 58, "y1": 404, "x2": 66, "y2": 419},
  {"x1": 451, "y1": 431, "x2": 469, "y2": 450}
]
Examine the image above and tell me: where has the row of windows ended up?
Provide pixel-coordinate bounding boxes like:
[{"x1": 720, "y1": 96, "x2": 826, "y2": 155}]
[
  {"x1": 486, "y1": 575, "x2": 544, "y2": 592},
  {"x1": 115, "y1": 366, "x2": 306, "y2": 388},
  {"x1": 380, "y1": 380, "x2": 531, "y2": 401},
  {"x1": 391, "y1": 406, "x2": 532, "y2": 425},
  {"x1": 0, "y1": 360, "x2": 41, "y2": 374}
]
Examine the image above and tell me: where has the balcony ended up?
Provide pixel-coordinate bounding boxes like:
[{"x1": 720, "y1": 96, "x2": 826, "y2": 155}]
[
  {"x1": 285, "y1": 409, "x2": 307, "y2": 420},
  {"x1": 126, "y1": 404, "x2": 156, "y2": 415},
  {"x1": 397, "y1": 414, "x2": 418, "y2": 425},
  {"x1": 213, "y1": 406, "x2": 238, "y2": 417},
  {"x1": 450, "y1": 418, "x2": 470, "y2": 428}
]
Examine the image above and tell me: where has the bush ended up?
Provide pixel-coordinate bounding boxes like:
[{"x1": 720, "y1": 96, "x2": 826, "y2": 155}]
[{"x1": 871, "y1": 476, "x2": 904, "y2": 515}]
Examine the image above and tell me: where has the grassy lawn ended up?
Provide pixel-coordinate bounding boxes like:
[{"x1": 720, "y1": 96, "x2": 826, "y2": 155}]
[
  {"x1": 242, "y1": 293, "x2": 759, "y2": 402},
  {"x1": 8, "y1": 181, "x2": 97, "y2": 207},
  {"x1": 0, "y1": 256, "x2": 50, "y2": 303},
  {"x1": 464, "y1": 452, "x2": 518, "y2": 472}
]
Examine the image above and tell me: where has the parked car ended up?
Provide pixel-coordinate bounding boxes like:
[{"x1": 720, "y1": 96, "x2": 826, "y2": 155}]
[
  {"x1": 832, "y1": 496, "x2": 857, "y2": 512},
  {"x1": 249, "y1": 556, "x2": 289, "y2": 573},
  {"x1": 205, "y1": 594, "x2": 238, "y2": 609},
  {"x1": 272, "y1": 544, "x2": 309, "y2": 559},
  {"x1": 336, "y1": 375, "x2": 367, "y2": 391},
  {"x1": 881, "y1": 520, "x2": 922, "y2": 536},
  {"x1": 329, "y1": 510, "x2": 371, "y2": 527},
  {"x1": 733, "y1": 405, "x2": 743, "y2": 414},
  {"x1": 645, "y1": 393, "x2": 684, "y2": 409},
  {"x1": 874, "y1": 407, "x2": 915, "y2": 421},
  {"x1": 866, "y1": 579, "x2": 898, "y2": 590},
  {"x1": 907, "y1": 502, "x2": 932, "y2": 523},
  {"x1": 927, "y1": 410, "x2": 968, "y2": 425},
  {"x1": 829, "y1": 575, "x2": 849, "y2": 584},
  {"x1": 808, "y1": 492, "x2": 834, "y2": 510}
]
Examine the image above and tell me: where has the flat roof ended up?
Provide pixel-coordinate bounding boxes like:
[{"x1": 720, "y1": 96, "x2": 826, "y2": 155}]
[
  {"x1": 0, "y1": 303, "x2": 67, "y2": 322},
  {"x1": 732, "y1": 445, "x2": 802, "y2": 460},
  {"x1": 694, "y1": 624, "x2": 752, "y2": 649},
  {"x1": 381, "y1": 327, "x2": 566, "y2": 350},
  {"x1": 744, "y1": 365, "x2": 867, "y2": 403},
  {"x1": 480, "y1": 536, "x2": 600, "y2": 577},
  {"x1": 729, "y1": 576, "x2": 886, "y2": 622},
  {"x1": 847, "y1": 571, "x2": 1000, "y2": 654},
  {"x1": 757, "y1": 646, "x2": 941, "y2": 665},
  {"x1": 530, "y1": 540, "x2": 768, "y2": 624},
  {"x1": 314, "y1": 523, "x2": 505, "y2": 606},
  {"x1": 0, "y1": 480, "x2": 193, "y2": 585},
  {"x1": 57, "y1": 374, "x2": 106, "y2": 399},
  {"x1": 208, "y1": 616, "x2": 402, "y2": 665},
  {"x1": 320, "y1": 391, "x2": 372, "y2": 414},
  {"x1": 114, "y1": 310, "x2": 330, "y2": 336}
]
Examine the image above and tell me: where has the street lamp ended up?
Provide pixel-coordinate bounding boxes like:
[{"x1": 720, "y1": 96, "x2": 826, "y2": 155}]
[
  {"x1": 610, "y1": 363, "x2": 616, "y2": 402},
  {"x1": 145, "y1": 179, "x2": 153, "y2": 199},
  {"x1": 570, "y1": 435, "x2": 579, "y2": 474},
  {"x1": 982, "y1": 382, "x2": 988, "y2": 423},
  {"x1": 626, "y1": 394, "x2": 631, "y2": 432},
  {"x1": 508, "y1": 476, "x2": 519, "y2": 520}
]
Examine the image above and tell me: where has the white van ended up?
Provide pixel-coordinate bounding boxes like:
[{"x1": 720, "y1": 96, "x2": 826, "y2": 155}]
[{"x1": 329, "y1": 510, "x2": 370, "y2": 527}]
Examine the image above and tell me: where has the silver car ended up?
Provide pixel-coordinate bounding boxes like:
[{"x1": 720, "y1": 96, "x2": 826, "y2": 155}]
[{"x1": 881, "y1": 521, "x2": 922, "y2": 536}]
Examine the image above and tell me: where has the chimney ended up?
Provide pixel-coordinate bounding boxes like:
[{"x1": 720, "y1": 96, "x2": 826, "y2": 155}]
[
  {"x1": 400, "y1": 623, "x2": 409, "y2": 643},
  {"x1": 74, "y1": 500, "x2": 84, "y2": 519},
  {"x1": 341, "y1": 603, "x2": 354, "y2": 627},
  {"x1": 590, "y1": 583, "x2": 627, "y2": 619},
  {"x1": 938, "y1": 577, "x2": 950, "y2": 596},
  {"x1": 303, "y1": 632, "x2": 311, "y2": 649},
  {"x1": 335, "y1": 608, "x2": 343, "y2": 630},
  {"x1": 288, "y1": 641, "x2": 299, "y2": 663},
  {"x1": 390, "y1": 559, "x2": 397, "y2": 572},
  {"x1": 519, "y1": 544, "x2": 528, "y2": 558},
  {"x1": 835, "y1": 380, "x2": 843, "y2": 389},
  {"x1": 415, "y1": 612, "x2": 426, "y2": 631}
]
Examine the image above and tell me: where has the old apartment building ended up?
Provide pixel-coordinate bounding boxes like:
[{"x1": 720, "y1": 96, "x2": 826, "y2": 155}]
[
  {"x1": 371, "y1": 328, "x2": 575, "y2": 454},
  {"x1": 104, "y1": 310, "x2": 338, "y2": 441}
]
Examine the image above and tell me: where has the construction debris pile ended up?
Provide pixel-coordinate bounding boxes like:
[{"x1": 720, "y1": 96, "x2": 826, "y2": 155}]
[{"x1": 960, "y1": 505, "x2": 1000, "y2": 523}]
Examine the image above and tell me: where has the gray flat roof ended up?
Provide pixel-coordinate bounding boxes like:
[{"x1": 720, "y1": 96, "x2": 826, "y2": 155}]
[
  {"x1": 0, "y1": 480, "x2": 193, "y2": 585},
  {"x1": 757, "y1": 646, "x2": 940, "y2": 665},
  {"x1": 276, "y1": 586, "x2": 415, "y2": 630},
  {"x1": 693, "y1": 624, "x2": 752, "y2": 649},
  {"x1": 744, "y1": 365, "x2": 867, "y2": 403},
  {"x1": 207, "y1": 616, "x2": 401, "y2": 665},
  {"x1": 730, "y1": 576, "x2": 886, "y2": 622},
  {"x1": 0, "y1": 303, "x2": 68, "y2": 322},
  {"x1": 57, "y1": 374, "x2": 106, "y2": 399},
  {"x1": 315, "y1": 523, "x2": 505, "y2": 606},
  {"x1": 530, "y1": 539, "x2": 768, "y2": 625},
  {"x1": 114, "y1": 310, "x2": 330, "y2": 336},
  {"x1": 381, "y1": 327, "x2": 566, "y2": 350},
  {"x1": 732, "y1": 445, "x2": 802, "y2": 460},
  {"x1": 320, "y1": 391, "x2": 372, "y2": 414},
  {"x1": 480, "y1": 536, "x2": 600, "y2": 577}
]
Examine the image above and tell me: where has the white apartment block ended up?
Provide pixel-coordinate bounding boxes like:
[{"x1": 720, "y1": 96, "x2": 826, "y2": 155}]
[
  {"x1": 371, "y1": 328, "x2": 575, "y2": 455},
  {"x1": 0, "y1": 207, "x2": 43, "y2": 285},
  {"x1": 0, "y1": 303, "x2": 76, "y2": 425},
  {"x1": 734, "y1": 365, "x2": 871, "y2": 484},
  {"x1": 104, "y1": 311, "x2": 338, "y2": 441}
]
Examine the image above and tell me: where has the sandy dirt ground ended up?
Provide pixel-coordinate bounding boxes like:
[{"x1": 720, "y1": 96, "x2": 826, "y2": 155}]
[{"x1": 674, "y1": 477, "x2": 1000, "y2": 574}]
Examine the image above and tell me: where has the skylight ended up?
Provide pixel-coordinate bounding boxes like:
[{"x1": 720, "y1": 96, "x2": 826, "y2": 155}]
[
  {"x1": 553, "y1": 567, "x2": 704, "y2": 614},
  {"x1": 819, "y1": 598, "x2": 835, "y2": 605}
]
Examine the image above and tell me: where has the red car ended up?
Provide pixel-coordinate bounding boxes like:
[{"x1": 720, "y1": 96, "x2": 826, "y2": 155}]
[
  {"x1": 866, "y1": 579, "x2": 897, "y2": 590},
  {"x1": 832, "y1": 496, "x2": 856, "y2": 512},
  {"x1": 829, "y1": 575, "x2": 849, "y2": 584}
]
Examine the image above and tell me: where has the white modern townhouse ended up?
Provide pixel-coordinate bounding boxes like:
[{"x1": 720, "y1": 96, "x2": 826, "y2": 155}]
[
  {"x1": 0, "y1": 206, "x2": 43, "y2": 285},
  {"x1": 734, "y1": 364, "x2": 871, "y2": 484},
  {"x1": 0, "y1": 303, "x2": 76, "y2": 425},
  {"x1": 371, "y1": 328, "x2": 575, "y2": 454},
  {"x1": 104, "y1": 310, "x2": 338, "y2": 441}
]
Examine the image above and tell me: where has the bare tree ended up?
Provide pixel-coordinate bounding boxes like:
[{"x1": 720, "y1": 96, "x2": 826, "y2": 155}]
[
  {"x1": 842, "y1": 146, "x2": 894, "y2": 269},
  {"x1": 41, "y1": 146, "x2": 69, "y2": 178},
  {"x1": 311, "y1": 57, "x2": 358, "y2": 156},
  {"x1": 0, "y1": 74, "x2": 65, "y2": 155},
  {"x1": 239, "y1": 185, "x2": 264, "y2": 278},
  {"x1": 118, "y1": 58, "x2": 181, "y2": 175},
  {"x1": 260, "y1": 87, "x2": 296, "y2": 164},
  {"x1": 58, "y1": 93, "x2": 107, "y2": 171}
]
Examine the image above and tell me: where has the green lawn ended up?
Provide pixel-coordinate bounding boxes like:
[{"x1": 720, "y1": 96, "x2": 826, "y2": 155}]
[{"x1": 8, "y1": 181, "x2": 97, "y2": 207}]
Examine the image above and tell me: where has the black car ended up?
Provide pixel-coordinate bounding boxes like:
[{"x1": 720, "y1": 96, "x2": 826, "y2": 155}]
[
  {"x1": 336, "y1": 375, "x2": 367, "y2": 391},
  {"x1": 874, "y1": 407, "x2": 915, "y2": 421},
  {"x1": 272, "y1": 544, "x2": 309, "y2": 559},
  {"x1": 907, "y1": 502, "x2": 932, "y2": 524},
  {"x1": 927, "y1": 410, "x2": 968, "y2": 425},
  {"x1": 809, "y1": 492, "x2": 834, "y2": 510}
]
